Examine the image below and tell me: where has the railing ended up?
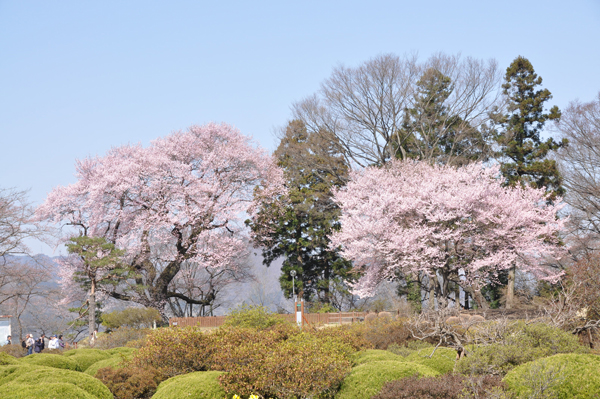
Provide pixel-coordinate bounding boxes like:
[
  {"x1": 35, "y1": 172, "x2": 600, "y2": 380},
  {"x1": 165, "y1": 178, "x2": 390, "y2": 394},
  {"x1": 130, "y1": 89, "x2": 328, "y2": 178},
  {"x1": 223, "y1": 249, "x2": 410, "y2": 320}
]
[{"x1": 169, "y1": 311, "x2": 369, "y2": 328}]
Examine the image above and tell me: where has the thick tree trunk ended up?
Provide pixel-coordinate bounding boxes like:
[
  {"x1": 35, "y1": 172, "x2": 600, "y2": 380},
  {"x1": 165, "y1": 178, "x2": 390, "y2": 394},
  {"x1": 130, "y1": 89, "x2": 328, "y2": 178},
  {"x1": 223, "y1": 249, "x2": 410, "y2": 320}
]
[
  {"x1": 506, "y1": 265, "x2": 515, "y2": 309},
  {"x1": 89, "y1": 280, "x2": 96, "y2": 344},
  {"x1": 428, "y1": 275, "x2": 436, "y2": 311}
]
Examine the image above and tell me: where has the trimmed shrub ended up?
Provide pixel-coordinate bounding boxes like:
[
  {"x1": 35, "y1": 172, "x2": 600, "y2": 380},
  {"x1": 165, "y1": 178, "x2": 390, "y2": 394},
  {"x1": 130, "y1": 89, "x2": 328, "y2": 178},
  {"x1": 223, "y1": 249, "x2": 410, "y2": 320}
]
[
  {"x1": 95, "y1": 365, "x2": 163, "y2": 399},
  {"x1": 0, "y1": 364, "x2": 112, "y2": 399},
  {"x1": 387, "y1": 341, "x2": 434, "y2": 357},
  {"x1": 346, "y1": 318, "x2": 411, "y2": 350},
  {"x1": 20, "y1": 353, "x2": 82, "y2": 371},
  {"x1": 352, "y1": 349, "x2": 403, "y2": 366},
  {"x1": 62, "y1": 348, "x2": 111, "y2": 372},
  {"x1": 335, "y1": 360, "x2": 439, "y2": 399},
  {"x1": 222, "y1": 304, "x2": 288, "y2": 330},
  {"x1": 85, "y1": 354, "x2": 131, "y2": 376},
  {"x1": 95, "y1": 328, "x2": 151, "y2": 350},
  {"x1": 0, "y1": 382, "x2": 98, "y2": 399},
  {"x1": 314, "y1": 324, "x2": 373, "y2": 351},
  {"x1": 0, "y1": 344, "x2": 25, "y2": 359},
  {"x1": 130, "y1": 326, "x2": 214, "y2": 378},
  {"x1": 218, "y1": 332, "x2": 352, "y2": 399},
  {"x1": 405, "y1": 347, "x2": 457, "y2": 375},
  {"x1": 152, "y1": 371, "x2": 226, "y2": 399},
  {"x1": 373, "y1": 374, "x2": 508, "y2": 399},
  {"x1": 457, "y1": 321, "x2": 588, "y2": 376},
  {"x1": 503, "y1": 353, "x2": 600, "y2": 399},
  {"x1": 0, "y1": 353, "x2": 19, "y2": 366},
  {"x1": 105, "y1": 347, "x2": 137, "y2": 356}
]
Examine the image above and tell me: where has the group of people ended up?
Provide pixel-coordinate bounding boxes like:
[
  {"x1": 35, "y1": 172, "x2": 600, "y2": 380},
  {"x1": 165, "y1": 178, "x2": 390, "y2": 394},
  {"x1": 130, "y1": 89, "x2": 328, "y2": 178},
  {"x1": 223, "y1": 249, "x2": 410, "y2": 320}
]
[{"x1": 20, "y1": 333, "x2": 65, "y2": 355}]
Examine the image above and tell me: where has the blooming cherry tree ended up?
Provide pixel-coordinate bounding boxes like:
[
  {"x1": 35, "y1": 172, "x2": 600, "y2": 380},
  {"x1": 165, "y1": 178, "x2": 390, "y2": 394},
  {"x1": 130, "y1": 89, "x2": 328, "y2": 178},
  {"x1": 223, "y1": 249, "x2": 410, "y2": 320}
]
[
  {"x1": 37, "y1": 123, "x2": 284, "y2": 319},
  {"x1": 330, "y1": 160, "x2": 567, "y2": 309}
]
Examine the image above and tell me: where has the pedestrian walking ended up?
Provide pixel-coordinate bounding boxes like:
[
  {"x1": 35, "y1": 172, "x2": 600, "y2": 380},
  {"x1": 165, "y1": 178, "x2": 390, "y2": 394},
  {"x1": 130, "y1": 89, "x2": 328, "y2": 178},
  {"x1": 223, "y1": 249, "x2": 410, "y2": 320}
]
[
  {"x1": 25, "y1": 334, "x2": 34, "y2": 355},
  {"x1": 34, "y1": 334, "x2": 45, "y2": 353}
]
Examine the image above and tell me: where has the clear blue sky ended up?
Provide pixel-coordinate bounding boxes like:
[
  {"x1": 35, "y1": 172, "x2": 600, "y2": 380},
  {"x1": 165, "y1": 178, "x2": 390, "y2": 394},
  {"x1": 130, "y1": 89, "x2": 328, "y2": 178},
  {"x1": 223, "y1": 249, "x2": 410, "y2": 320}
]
[{"x1": 1, "y1": 1, "x2": 599, "y2": 253}]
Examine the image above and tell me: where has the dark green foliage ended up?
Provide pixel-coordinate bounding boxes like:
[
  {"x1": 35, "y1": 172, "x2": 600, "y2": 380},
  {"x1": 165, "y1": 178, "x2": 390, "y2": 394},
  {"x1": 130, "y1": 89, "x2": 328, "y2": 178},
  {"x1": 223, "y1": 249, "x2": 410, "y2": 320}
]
[
  {"x1": 222, "y1": 304, "x2": 288, "y2": 330},
  {"x1": 0, "y1": 364, "x2": 112, "y2": 399},
  {"x1": 456, "y1": 321, "x2": 588, "y2": 375},
  {"x1": 248, "y1": 120, "x2": 353, "y2": 307},
  {"x1": 495, "y1": 56, "x2": 566, "y2": 200},
  {"x1": 394, "y1": 68, "x2": 492, "y2": 165},
  {"x1": 95, "y1": 365, "x2": 163, "y2": 399},
  {"x1": 373, "y1": 374, "x2": 508, "y2": 399},
  {"x1": 335, "y1": 360, "x2": 439, "y2": 399},
  {"x1": 102, "y1": 308, "x2": 162, "y2": 329},
  {"x1": 503, "y1": 353, "x2": 600, "y2": 399},
  {"x1": 20, "y1": 353, "x2": 82, "y2": 371},
  {"x1": 152, "y1": 371, "x2": 226, "y2": 399}
]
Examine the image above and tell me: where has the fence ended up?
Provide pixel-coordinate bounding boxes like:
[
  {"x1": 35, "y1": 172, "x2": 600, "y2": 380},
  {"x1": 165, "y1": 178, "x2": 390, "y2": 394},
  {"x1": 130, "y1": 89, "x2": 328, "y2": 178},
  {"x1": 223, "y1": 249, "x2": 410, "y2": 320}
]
[{"x1": 169, "y1": 312, "x2": 369, "y2": 328}]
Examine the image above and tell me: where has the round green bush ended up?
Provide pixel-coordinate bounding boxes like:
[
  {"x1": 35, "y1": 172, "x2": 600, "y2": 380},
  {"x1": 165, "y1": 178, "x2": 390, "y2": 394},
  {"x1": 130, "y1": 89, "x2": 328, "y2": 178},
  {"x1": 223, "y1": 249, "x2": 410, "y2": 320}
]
[
  {"x1": 0, "y1": 353, "x2": 19, "y2": 366},
  {"x1": 84, "y1": 354, "x2": 131, "y2": 376},
  {"x1": 405, "y1": 347, "x2": 456, "y2": 374},
  {"x1": 335, "y1": 360, "x2": 439, "y2": 399},
  {"x1": 352, "y1": 349, "x2": 403, "y2": 366},
  {"x1": 20, "y1": 353, "x2": 82, "y2": 371},
  {"x1": 0, "y1": 364, "x2": 112, "y2": 399},
  {"x1": 0, "y1": 382, "x2": 98, "y2": 399},
  {"x1": 61, "y1": 348, "x2": 111, "y2": 371},
  {"x1": 152, "y1": 371, "x2": 226, "y2": 399},
  {"x1": 503, "y1": 353, "x2": 600, "y2": 399},
  {"x1": 105, "y1": 347, "x2": 137, "y2": 356}
]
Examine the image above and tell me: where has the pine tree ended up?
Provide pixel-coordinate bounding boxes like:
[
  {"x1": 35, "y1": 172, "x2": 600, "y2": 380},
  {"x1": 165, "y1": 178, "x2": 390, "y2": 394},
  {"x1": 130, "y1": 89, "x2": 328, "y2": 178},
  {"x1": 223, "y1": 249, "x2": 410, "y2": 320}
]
[
  {"x1": 248, "y1": 120, "x2": 353, "y2": 308},
  {"x1": 496, "y1": 56, "x2": 566, "y2": 309}
]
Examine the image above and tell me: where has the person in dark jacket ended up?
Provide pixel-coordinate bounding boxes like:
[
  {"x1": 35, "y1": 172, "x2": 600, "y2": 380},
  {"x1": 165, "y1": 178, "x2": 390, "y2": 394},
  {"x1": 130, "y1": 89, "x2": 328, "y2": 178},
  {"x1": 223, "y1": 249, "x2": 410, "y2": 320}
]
[{"x1": 34, "y1": 334, "x2": 45, "y2": 353}]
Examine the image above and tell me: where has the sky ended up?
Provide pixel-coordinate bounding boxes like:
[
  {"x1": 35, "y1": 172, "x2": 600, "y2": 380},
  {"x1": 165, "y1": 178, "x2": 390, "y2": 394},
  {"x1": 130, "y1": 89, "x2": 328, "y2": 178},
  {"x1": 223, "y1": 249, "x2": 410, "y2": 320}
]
[{"x1": 1, "y1": 0, "x2": 599, "y2": 255}]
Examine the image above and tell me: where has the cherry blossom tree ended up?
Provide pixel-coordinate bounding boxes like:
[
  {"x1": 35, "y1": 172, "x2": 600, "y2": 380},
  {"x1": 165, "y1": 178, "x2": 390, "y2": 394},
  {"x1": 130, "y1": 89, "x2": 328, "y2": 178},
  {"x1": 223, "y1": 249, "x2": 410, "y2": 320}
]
[
  {"x1": 37, "y1": 123, "x2": 284, "y2": 320},
  {"x1": 330, "y1": 160, "x2": 567, "y2": 309}
]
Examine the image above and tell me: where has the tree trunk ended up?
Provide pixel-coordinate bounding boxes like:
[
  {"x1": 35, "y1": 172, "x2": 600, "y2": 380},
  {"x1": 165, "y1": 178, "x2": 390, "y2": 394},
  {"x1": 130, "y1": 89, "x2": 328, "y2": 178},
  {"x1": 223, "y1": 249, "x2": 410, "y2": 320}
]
[
  {"x1": 89, "y1": 280, "x2": 96, "y2": 342},
  {"x1": 506, "y1": 265, "x2": 515, "y2": 309},
  {"x1": 428, "y1": 274, "x2": 436, "y2": 310}
]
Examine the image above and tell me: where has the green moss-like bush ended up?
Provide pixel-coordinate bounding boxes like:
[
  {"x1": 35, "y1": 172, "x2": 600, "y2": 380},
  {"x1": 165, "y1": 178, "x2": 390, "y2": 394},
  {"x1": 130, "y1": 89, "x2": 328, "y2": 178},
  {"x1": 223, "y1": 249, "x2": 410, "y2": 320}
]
[
  {"x1": 0, "y1": 364, "x2": 112, "y2": 399},
  {"x1": 152, "y1": 371, "x2": 226, "y2": 399},
  {"x1": 405, "y1": 347, "x2": 456, "y2": 374},
  {"x1": 105, "y1": 347, "x2": 137, "y2": 356},
  {"x1": 457, "y1": 321, "x2": 588, "y2": 376},
  {"x1": 352, "y1": 349, "x2": 403, "y2": 366},
  {"x1": 0, "y1": 353, "x2": 19, "y2": 366},
  {"x1": 62, "y1": 348, "x2": 111, "y2": 371},
  {"x1": 20, "y1": 353, "x2": 82, "y2": 371},
  {"x1": 85, "y1": 354, "x2": 131, "y2": 376},
  {"x1": 335, "y1": 360, "x2": 439, "y2": 399},
  {"x1": 0, "y1": 382, "x2": 98, "y2": 399},
  {"x1": 503, "y1": 353, "x2": 600, "y2": 399}
]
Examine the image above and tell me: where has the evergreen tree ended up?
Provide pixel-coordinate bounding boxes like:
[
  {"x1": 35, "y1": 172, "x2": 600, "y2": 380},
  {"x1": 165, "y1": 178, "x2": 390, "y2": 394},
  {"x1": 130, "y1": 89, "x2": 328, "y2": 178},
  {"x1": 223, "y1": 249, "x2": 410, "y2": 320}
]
[
  {"x1": 495, "y1": 56, "x2": 566, "y2": 308},
  {"x1": 496, "y1": 56, "x2": 566, "y2": 200},
  {"x1": 248, "y1": 120, "x2": 353, "y2": 308}
]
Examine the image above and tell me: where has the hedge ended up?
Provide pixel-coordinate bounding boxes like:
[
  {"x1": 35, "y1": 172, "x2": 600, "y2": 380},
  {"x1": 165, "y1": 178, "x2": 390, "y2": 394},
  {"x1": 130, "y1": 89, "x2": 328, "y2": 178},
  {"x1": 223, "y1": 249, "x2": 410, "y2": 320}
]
[
  {"x1": 0, "y1": 353, "x2": 19, "y2": 366},
  {"x1": 84, "y1": 354, "x2": 131, "y2": 376},
  {"x1": 0, "y1": 364, "x2": 112, "y2": 399},
  {"x1": 62, "y1": 348, "x2": 112, "y2": 372},
  {"x1": 335, "y1": 360, "x2": 439, "y2": 399},
  {"x1": 20, "y1": 353, "x2": 82, "y2": 371},
  {"x1": 352, "y1": 350, "x2": 403, "y2": 366},
  {"x1": 503, "y1": 353, "x2": 600, "y2": 398},
  {"x1": 405, "y1": 347, "x2": 457, "y2": 374}
]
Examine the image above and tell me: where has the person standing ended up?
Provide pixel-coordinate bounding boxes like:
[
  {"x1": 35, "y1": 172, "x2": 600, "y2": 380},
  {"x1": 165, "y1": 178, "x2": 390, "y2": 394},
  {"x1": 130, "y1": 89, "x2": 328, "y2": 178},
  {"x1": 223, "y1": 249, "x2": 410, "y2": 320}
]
[
  {"x1": 48, "y1": 335, "x2": 58, "y2": 350},
  {"x1": 34, "y1": 334, "x2": 45, "y2": 353},
  {"x1": 1, "y1": 335, "x2": 10, "y2": 346},
  {"x1": 57, "y1": 334, "x2": 65, "y2": 349},
  {"x1": 25, "y1": 334, "x2": 34, "y2": 355}
]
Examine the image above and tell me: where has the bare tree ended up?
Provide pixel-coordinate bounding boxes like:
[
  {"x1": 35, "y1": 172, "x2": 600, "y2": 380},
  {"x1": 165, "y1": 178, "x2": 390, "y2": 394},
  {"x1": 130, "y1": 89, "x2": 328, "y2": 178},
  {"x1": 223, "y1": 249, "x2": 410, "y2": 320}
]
[
  {"x1": 557, "y1": 92, "x2": 600, "y2": 238},
  {"x1": 292, "y1": 53, "x2": 502, "y2": 167},
  {"x1": 0, "y1": 188, "x2": 43, "y2": 259}
]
